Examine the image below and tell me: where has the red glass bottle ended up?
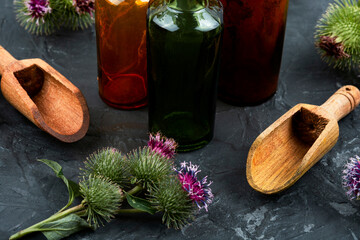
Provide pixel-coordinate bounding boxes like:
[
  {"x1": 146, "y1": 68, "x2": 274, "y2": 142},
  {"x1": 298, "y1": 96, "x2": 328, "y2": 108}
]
[
  {"x1": 95, "y1": 0, "x2": 148, "y2": 109},
  {"x1": 219, "y1": 0, "x2": 289, "y2": 105}
]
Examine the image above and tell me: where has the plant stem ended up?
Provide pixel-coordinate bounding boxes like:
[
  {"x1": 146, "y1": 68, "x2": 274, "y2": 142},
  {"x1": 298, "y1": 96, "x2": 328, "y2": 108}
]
[
  {"x1": 10, "y1": 185, "x2": 144, "y2": 239},
  {"x1": 116, "y1": 208, "x2": 148, "y2": 214},
  {"x1": 126, "y1": 184, "x2": 143, "y2": 196},
  {"x1": 9, "y1": 204, "x2": 85, "y2": 240}
]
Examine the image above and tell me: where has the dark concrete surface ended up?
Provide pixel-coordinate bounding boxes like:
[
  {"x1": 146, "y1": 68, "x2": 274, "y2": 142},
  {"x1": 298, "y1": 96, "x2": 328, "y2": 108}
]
[{"x1": 1, "y1": 0, "x2": 360, "y2": 239}]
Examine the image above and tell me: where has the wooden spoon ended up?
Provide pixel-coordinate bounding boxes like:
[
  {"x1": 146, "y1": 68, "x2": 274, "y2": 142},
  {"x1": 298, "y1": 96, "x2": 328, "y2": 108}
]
[
  {"x1": 0, "y1": 45, "x2": 89, "y2": 143},
  {"x1": 246, "y1": 85, "x2": 360, "y2": 194}
]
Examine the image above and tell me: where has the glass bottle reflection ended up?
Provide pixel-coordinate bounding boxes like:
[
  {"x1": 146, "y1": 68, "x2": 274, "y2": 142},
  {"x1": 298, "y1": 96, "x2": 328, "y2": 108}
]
[
  {"x1": 219, "y1": 0, "x2": 289, "y2": 105},
  {"x1": 95, "y1": 0, "x2": 149, "y2": 109}
]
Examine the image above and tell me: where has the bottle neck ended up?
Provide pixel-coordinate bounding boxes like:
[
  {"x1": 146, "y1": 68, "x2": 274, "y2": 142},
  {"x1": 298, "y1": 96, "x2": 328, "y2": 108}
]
[{"x1": 167, "y1": 0, "x2": 206, "y2": 11}]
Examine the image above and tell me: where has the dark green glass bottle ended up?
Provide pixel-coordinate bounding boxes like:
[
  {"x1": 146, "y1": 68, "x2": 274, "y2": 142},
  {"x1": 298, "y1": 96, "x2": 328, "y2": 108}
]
[{"x1": 147, "y1": 0, "x2": 223, "y2": 151}]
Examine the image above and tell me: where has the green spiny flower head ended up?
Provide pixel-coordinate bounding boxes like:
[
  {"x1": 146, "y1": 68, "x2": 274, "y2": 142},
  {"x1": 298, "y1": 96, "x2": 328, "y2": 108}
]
[
  {"x1": 128, "y1": 147, "x2": 174, "y2": 189},
  {"x1": 315, "y1": 0, "x2": 360, "y2": 70},
  {"x1": 150, "y1": 176, "x2": 195, "y2": 229},
  {"x1": 14, "y1": 0, "x2": 94, "y2": 35},
  {"x1": 80, "y1": 148, "x2": 130, "y2": 188},
  {"x1": 79, "y1": 175, "x2": 123, "y2": 228},
  {"x1": 56, "y1": 0, "x2": 94, "y2": 30},
  {"x1": 14, "y1": 0, "x2": 60, "y2": 35}
]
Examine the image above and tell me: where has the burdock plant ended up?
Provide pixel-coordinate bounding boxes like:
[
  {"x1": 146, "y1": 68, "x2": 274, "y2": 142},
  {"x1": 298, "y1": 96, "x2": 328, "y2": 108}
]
[
  {"x1": 128, "y1": 147, "x2": 175, "y2": 189},
  {"x1": 14, "y1": 0, "x2": 94, "y2": 35},
  {"x1": 148, "y1": 132, "x2": 178, "y2": 159},
  {"x1": 9, "y1": 132, "x2": 214, "y2": 240},
  {"x1": 343, "y1": 155, "x2": 360, "y2": 200},
  {"x1": 81, "y1": 148, "x2": 130, "y2": 188},
  {"x1": 79, "y1": 175, "x2": 123, "y2": 227},
  {"x1": 150, "y1": 176, "x2": 195, "y2": 229},
  {"x1": 315, "y1": 0, "x2": 360, "y2": 70}
]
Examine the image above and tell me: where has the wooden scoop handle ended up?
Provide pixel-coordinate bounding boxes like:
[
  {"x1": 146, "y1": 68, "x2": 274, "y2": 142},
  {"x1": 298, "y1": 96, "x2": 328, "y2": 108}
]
[
  {"x1": 320, "y1": 85, "x2": 360, "y2": 121},
  {"x1": 0, "y1": 45, "x2": 17, "y2": 75}
]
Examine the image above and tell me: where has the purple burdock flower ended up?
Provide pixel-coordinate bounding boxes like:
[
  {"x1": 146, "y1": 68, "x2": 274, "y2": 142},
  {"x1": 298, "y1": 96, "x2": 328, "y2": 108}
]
[
  {"x1": 148, "y1": 132, "x2": 177, "y2": 159},
  {"x1": 343, "y1": 155, "x2": 360, "y2": 200},
  {"x1": 316, "y1": 35, "x2": 350, "y2": 60},
  {"x1": 25, "y1": 0, "x2": 51, "y2": 24},
  {"x1": 73, "y1": 0, "x2": 95, "y2": 17},
  {"x1": 176, "y1": 161, "x2": 214, "y2": 211}
]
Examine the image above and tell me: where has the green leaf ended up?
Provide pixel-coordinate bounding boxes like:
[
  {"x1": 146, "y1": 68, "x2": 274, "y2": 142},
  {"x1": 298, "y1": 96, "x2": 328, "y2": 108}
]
[
  {"x1": 41, "y1": 214, "x2": 92, "y2": 240},
  {"x1": 38, "y1": 159, "x2": 79, "y2": 211},
  {"x1": 69, "y1": 179, "x2": 81, "y2": 198},
  {"x1": 125, "y1": 192, "x2": 156, "y2": 215}
]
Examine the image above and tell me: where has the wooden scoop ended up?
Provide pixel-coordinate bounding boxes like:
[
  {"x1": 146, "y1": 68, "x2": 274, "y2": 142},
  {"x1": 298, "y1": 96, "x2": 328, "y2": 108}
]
[
  {"x1": 0, "y1": 46, "x2": 89, "y2": 143},
  {"x1": 246, "y1": 85, "x2": 360, "y2": 194}
]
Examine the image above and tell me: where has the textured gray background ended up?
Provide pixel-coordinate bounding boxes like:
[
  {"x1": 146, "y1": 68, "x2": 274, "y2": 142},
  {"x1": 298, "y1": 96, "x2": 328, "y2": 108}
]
[{"x1": 1, "y1": 0, "x2": 360, "y2": 239}]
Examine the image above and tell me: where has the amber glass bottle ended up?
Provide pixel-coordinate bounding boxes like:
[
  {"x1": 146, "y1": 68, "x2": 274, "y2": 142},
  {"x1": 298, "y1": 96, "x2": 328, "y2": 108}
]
[
  {"x1": 219, "y1": 0, "x2": 289, "y2": 105},
  {"x1": 147, "y1": 0, "x2": 223, "y2": 151},
  {"x1": 95, "y1": 0, "x2": 148, "y2": 109}
]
